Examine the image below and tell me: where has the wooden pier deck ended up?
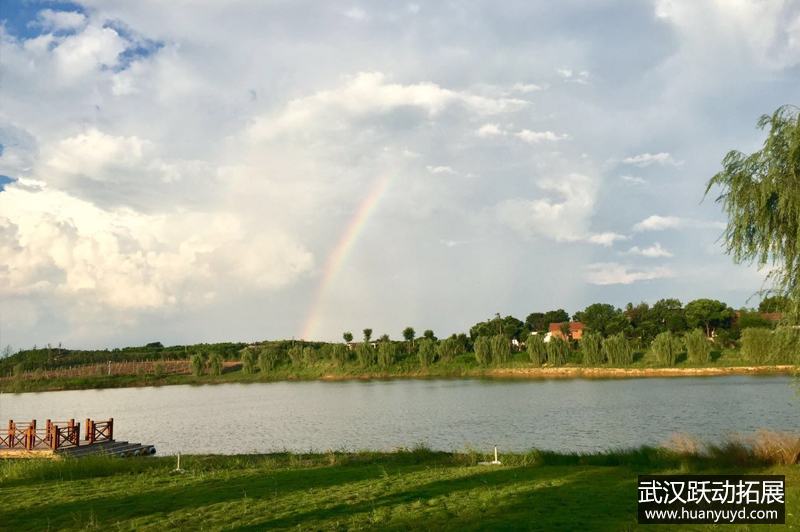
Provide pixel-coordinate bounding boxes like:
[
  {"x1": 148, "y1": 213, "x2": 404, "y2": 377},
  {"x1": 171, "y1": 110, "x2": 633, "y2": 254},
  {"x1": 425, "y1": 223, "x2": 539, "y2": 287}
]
[{"x1": 0, "y1": 418, "x2": 156, "y2": 459}]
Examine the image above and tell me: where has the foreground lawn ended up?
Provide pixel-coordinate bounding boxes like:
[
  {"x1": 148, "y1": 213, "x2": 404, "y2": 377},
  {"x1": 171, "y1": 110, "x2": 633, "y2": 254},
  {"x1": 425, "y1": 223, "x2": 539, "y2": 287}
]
[{"x1": 1, "y1": 450, "x2": 797, "y2": 531}]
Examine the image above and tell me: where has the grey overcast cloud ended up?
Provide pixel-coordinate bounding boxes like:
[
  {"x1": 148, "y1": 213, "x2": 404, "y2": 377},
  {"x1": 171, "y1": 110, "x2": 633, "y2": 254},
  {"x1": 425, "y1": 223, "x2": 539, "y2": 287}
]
[{"x1": 1, "y1": 0, "x2": 799, "y2": 349}]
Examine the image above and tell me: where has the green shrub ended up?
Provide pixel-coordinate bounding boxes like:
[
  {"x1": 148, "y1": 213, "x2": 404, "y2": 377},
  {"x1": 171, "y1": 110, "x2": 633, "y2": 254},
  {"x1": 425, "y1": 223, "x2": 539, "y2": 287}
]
[
  {"x1": 546, "y1": 337, "x2": 570, "y2": 366},
  {"x1": 684, "y1": 329, "x2": 711, "y2": 364},
  {"x1": 651, "y1": 332, "x2": 682, "y2": 365},
  {"x1": 417, "y1": 339, "x2": 436, "y2": 367},
  {"x1": 189, "y1": 354, "x2": 205, "y2": 376},
  {"x1": 770, "y1": 327, "x2": 799, "y2": 364},
  {"x1": 288, "y1": 345, "x2": 303, "y2": 365},
  {"x1": 356, "y1": 343, "x2": 374, "y2": 368},
  {"x1": 153, "y1": 362, "x2": 165, "y2": 378},
  {"x1": 302, "y1": 347, "x2": 317, "y2": 365},
  {"x1": 241, "y1": 351, "x2": 256, "y2": 374},
  {"x1": 490, "y1": 335, "x2": 511, "y2": 365},
  {"x1": 436, "y1": 338, "x2": 457, "y2": 363},
  {"x1": 258, "y1": 348, "x2": 278, "y2": 372},
  {"x1": 581, "y1": 330, "x2": 605, "y2": 365},
  {"x1": 378, "y1": 342, "x2": 396, "y2": 367},
  {"x1": 208, "y1": 353, "x2": 224, "y2": 376},
  {"x1": 603, "y1": 333, "x2": 633, "y2": 365},
  {"x1": 331, "y1": 344, "x2": 348, "y2": 367},
  {"x1": 474, "y1": 336, "x2": 491, "y2": 366},
  {"x1": 526, "y1": 334, "x2": 546, "y2": 365},
  {"x1": 740, "y1": 328, "x2": 772, "y2": 364},
  {"x1": 13, "y1": 363, "x2": 24, "y2": 379},
  {"x1": 319, "y1": 344, "x2": 333, "y2": 361}
]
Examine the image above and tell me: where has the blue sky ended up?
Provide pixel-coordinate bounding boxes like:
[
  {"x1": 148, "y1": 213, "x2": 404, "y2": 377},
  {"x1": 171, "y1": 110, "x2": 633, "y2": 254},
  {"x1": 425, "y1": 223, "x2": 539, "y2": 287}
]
[{"x1": 1, "y1": 0, "x2": 799, "y2": 349}]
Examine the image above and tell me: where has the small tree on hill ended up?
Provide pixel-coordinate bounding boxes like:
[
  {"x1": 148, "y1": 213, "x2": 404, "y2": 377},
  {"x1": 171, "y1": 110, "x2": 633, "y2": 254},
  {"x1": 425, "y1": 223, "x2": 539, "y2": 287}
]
[
  {"x1": 403, "y1": 327, "x2": 416, "y2": 353},
  {"x1": 363, "y1": 329, "x2": 373, "y2": 343},
  {"x1": 474, "y1": 336, "x2": 491, "y2": 366},
  {"x1": 343, "y1": 332, "x2": 354, "y2": 343}
]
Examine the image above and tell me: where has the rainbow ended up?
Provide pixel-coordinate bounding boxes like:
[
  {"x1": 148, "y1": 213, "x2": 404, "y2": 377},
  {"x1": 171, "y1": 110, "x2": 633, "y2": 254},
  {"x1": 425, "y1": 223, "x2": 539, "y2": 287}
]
[{"x1": 301, "y1": 174, "x2": 394, "y2": 340}]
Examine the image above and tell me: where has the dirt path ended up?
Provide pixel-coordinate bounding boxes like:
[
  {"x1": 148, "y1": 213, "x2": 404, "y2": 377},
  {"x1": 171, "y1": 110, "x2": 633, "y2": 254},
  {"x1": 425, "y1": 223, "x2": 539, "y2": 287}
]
[{"x1": 486, "y1": 365, "x2": 796, "y2": 379}]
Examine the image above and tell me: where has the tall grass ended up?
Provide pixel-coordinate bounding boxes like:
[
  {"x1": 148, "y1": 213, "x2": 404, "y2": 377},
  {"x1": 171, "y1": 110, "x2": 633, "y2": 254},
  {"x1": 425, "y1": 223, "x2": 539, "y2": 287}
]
[
  {"x1": 378, "y1": 341, "x2": 396, "y2": 367},
  {"x1": 490, "y1": 335, "x2": 511, "y2": 365},
  {"x1": 526, "y1": 333, "x2": 546, "y2": 365},
  {"x1": 684, "y1": 329, "x2": 711, "y2": 365},
  {"x1": 356, "y1": 343, "x2": 375, "y2": 368},
  {"x1": 602, "y1": 333, "x2": 632, "y2": 365},
  {"x1": 651, "y1": 331, "x2": 682, "y2": 365},
  {"x1": 302, "y1": 347, "x2": 317, "y2": 365},
  {"x1": 546, "y1": 337, "x2": 570, "y2": 366},
  {"x1": 474, "y1": 336, "x2": 491, "y2": 366},
  {"x1": 240, "y1": 351, "x2": 256, "y2": 374},
  {"x1": 417, "y1": 339, "x2": 436, "y2": 367},
  {"x1": 288, "y1": 345, "x2": 303, "y2": 366},
  {"x1": 581, "y1": 330, "x2": 604, "y2": 365},
  {"x1": 741, "y1": 328, "x2": 772, "y2": 364},
  {"x1": 330, "y1": 344, "x2": 348, "y2": 367}
]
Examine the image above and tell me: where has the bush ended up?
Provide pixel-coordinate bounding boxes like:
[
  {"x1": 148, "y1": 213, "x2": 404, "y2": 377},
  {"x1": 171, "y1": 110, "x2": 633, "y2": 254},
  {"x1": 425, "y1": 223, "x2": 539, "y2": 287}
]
[
  {"x1": 356, "y1": 343, "x2": 374, "y2": 368},
  {"x1": 603, "y1": 333, "x2": 633, "y2": 365},
  {"x1": 331, "y1": 344, "x2": 348, "y2": 367},
  {"x1": 208, "y1": 353, "x2": 224, "y2": 376},
  {"x1": 474, "y1": 336, "x2": 491, "y2": 366},
  {"x1": 189, "y1": 354, "x2": 205, "y2": 376},
  {"x1": 684, "y1": 329, "x2": 711, "y2": 364},
  {"x1": 490, "y1": 335, "x2": 511, "y2": 365},
  {"x1": 526, "y1": 334, "x2": 546, "y2": 365},
  {"x1": 417, "y1": 339, "x2": 436, "y2": 367},
  {"x1": 740, "y1": 328, "x2": 773, "y2": 364},
  {"x1": 651, "y1": 332, "x2": 682, "y2": 365},
  {"x1": 546, "y1": 337, "x2": 570, "y2": 366},
  {"x1": 153, "y1": 362, "x2": 164, "y2": 378},
  {"x1": 258, "y1": 348, "x2": 278, "y2": 372},
  {"x1": 581, "y1": 331, "x2": 605, "y2": 365},
  {"x1": 302, "y1": 347, "x2": 317, "y2": 365},
  {"x1": 378, "y1": 342, "x2": 396, "y2": 367},
  {"x1": 241, "y1": 351, "x2": 256, "y2": 374},
  {"x1": 771, "y1": 327, "x2": 800, "y2": 364},
  {"x1": 436, "y1": 338, "x2": 457, "y2": 363}
]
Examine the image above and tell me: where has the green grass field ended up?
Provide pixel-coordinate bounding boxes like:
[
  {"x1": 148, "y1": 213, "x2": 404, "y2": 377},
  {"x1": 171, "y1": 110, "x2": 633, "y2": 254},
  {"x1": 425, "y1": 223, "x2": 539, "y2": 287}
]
[{"x1": 1, "y1": 449, "x2": 797, "y2": 531}]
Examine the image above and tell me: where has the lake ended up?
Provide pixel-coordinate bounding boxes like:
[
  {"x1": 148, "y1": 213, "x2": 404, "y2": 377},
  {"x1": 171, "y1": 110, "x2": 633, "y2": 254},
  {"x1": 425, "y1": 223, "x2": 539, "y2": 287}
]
[{"x1": 1, "y1": 376, "x2": 798, "y2": 455}]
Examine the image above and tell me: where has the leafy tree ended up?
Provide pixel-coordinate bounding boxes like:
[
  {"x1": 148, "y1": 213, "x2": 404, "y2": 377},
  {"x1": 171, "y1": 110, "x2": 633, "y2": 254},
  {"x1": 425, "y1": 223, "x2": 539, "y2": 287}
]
[
  {"x1": 241, "y1": 351, "x2": 256, "y2": 374},
  {"x1": 417, "y1": 339, "x2": 436, "y2": 367},
  {"x1": 378, "y1": 341, "x2": 396, "y2": 367},
  {"x1": 379, "y1": 333, "x2": 390, "y2": 342},
  {"x1": 741, "y1": 328, "x2": 772, "y2": 364},
  {"x1": 684, "y1": 329, "x2": 711, "y2": 365},
  {"x1": 490, "y1": 335, "x2": 511, "y2": 365},
  {"x1": 772, "y1": 327, "x2": 800, "y2": 364},
  {"x1": 288, "y1": 345, "x2": 304, "y2": 365},
  {"x1": 363, "y1": 329, "x2": 373, "y2": 343},
  {"x1": 573, "y1": 303, "x2": 621, "y2": 336},
  {"x1": 258, "y1": 348, "x2": 278, "y2": 372},
  {"x1": 330, "y1": 344, "x2": 348, "y2": 367},
  {"x1": 208, "y1": 353, "x2": 224, "y2": 376},
  {"x1": 402, "y1": 327, "x2": 416, "y2": 352},
  {"x1": 759, "y1": 295, "x2": 791, "y2": 314},
  {"x1": 474, "y1": 336, "x2": 491, "y2": 366},
  {"x1": 145, "y1": 342, "x2": 164, "y2": 348},
  {"x1": 706, "y1": 105, "x2": 800, "y2": 319},
  {"x1": 603, "y1": 334, "x2": 633, "y2": 365},
  {"x1": 546, "y1": 337, "x2": 570, "y2": 366},
  {"x1": 436, "y1": 338, "x2": 458, "y2": 363},
  {"x1": 1, "y1": 345, "x2": 12, "y2": 359},
  {"x1": 526, "y1": 310, "x2": 570, "y2": 333},
  {"x1": 343, "y1": 332, "x2": 354, "y2": 343},
  {"x1": 685, "y1": 299, "x2": 735, "y2": 337},
  {"x1": 423, "y1": 329, "x2": 436, "y2": 341},
  {"x1": 526, "y1": 334, "x2": 546, "y2": 365},
  {"x1": 303, "y1": 346, "x2": 317, "y2": 364},
  {"x1": 651, "y1": 332, "x2": 683, "y2": 366},
  {"x1": 581, "y1": 330, "x2": 605, "y2": 365},
  {"x1": 735, "y1": 309, "x2": 773, "y2": 330},
  {"x1": 355, "y1": 343, "x2": 374, "y2": 368},
  {"x1": 470, "y1": 315, "x2": 525, "y2": 340},
  {"x1": 190, "y1": 354, "x2": 206, "y2": 376}
]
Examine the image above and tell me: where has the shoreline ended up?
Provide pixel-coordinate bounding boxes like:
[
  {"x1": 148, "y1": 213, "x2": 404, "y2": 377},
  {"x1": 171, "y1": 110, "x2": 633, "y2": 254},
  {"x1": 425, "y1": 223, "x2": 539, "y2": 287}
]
[{"x1": 1, "y1": 364, "x2": 795, "y2": 394}]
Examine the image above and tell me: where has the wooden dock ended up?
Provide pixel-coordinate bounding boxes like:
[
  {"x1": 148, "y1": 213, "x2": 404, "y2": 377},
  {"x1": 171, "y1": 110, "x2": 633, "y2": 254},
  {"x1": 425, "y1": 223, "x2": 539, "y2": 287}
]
[{"x1": 0, "y1": 418, "x2": 156, "y2": 459}]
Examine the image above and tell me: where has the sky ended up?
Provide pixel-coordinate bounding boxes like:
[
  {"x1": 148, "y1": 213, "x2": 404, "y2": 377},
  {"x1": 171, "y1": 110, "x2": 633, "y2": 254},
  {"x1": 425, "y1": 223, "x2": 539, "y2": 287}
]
[{"x1": 1, "y1": 0, "x2": 799, "y2": 350}]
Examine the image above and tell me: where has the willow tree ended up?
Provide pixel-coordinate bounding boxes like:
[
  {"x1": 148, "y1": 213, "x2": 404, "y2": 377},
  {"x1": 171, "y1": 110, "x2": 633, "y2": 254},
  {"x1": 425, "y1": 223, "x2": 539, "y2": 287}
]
[{"x1": 705, "y1": 105, "x2": 800, "y2": 320}]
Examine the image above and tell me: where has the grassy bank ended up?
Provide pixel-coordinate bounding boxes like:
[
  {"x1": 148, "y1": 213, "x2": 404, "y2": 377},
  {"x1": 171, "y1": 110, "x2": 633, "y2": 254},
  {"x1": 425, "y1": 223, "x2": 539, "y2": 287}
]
[
  {"x1": 1, "y1": 446, "x2": 797, "y2": 531},
  {"x1": 1, "y1": 348, "x2": 795, "y2": 394}
]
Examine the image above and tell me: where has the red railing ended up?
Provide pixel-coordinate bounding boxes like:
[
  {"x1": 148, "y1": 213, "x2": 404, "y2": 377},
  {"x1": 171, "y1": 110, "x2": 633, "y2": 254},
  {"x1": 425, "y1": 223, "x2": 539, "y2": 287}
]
[{"x1": 0, "y1": 418, "x2": 110, "y2": 451}]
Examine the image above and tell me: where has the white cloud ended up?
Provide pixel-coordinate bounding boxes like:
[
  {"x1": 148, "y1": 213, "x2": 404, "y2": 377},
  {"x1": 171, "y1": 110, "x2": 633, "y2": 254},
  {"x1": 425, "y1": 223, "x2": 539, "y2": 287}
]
[
  {"x1": 585, "y1": 263, "x2": 674, "y2": 285},
  {"x1": 426, "y1": 165, "x2": 456, "y2": 175},
  {"x1": 476, "y1": 123, "x2": 504, "y2": 137},
  {"x1": 633, "y1": 215, "x2": 682, "y2": 231},
  {"x1": 625, "y1": 242, "x2": 674, "y2": 258},
  {"x1": 621, "y1": 152, "x2": 682, "y2": 167},
  {"x1": 511, "y1": 83, "x2": 541, "y2": 93},
  {"x1": 556, "y1": 68, "x2": 573, "y2": 78},
  {"x1": 440, "y1": 239, "x2": 469, "y2": 247},
  {"x1": 587, "y1": 232, "x2": 629, "y2": 246},
  {"x1": 36, "y1": 9, "x2": 87, "y2": 31},
  {"x1": 407, "y1": 4, "x2": 420, "y2": 14},
  {"x1": 344, "y1": 8, "x2": 368, "y2": 21},
  {"x1": 620, "y1": 175, "x2": 648, "y2": 185},
  {"x1": 53, "y1": 25, "x2": 127, "y2": 82},
  {"x1": 515, "y1": 130, "x2": 570, "y2": 143}
]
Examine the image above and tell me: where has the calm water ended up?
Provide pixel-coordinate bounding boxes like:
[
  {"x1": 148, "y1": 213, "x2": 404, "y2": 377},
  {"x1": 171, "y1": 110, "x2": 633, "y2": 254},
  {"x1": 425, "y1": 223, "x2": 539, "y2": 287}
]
[{"x1": 1, "y1": 376, "x2": 798, "y2": 455}]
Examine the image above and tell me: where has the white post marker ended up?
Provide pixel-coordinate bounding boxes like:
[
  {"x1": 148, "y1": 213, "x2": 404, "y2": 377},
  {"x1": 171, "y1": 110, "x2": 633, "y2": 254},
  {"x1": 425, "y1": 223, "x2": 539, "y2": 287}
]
[{"x1": 478, "y1": 445, "x2": 502, "y2": 466}]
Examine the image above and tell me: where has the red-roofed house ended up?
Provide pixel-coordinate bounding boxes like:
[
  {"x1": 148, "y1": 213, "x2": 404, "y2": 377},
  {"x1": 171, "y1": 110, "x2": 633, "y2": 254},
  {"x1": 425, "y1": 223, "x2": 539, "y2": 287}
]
[{"x1": 549, "y1": 322, "x2": 586, "y2": 341}]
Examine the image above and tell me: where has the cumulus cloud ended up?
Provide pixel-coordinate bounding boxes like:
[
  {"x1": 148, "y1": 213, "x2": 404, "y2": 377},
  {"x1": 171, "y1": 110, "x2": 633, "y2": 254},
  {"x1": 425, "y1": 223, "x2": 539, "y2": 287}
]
[
  {"x1": 620, "y1": 175, "x2": 648, "y2": 185},
  {"x1": 625, "y1": 242, "x2": 674, "y2": 258},
  {"x1": 621, "y1": 152, "x2": 682, "y2": 167},
  {"x1": 585, "y1": 263, "x2": 674, "y2": 285},
  {"x1": 476, "y1": 123, "x2": 504, "y2": 137},
  {"x1": 587, "y1": 232, "x2": 629, "y2": 246},
  {"x1": 633, "y1": 215, "x2": 725, "y2": 232},
  {"x1": 426, "y1": 165, "x2": 456, "y2": 175},
  {"x1": 35, "y1": 9, "x2": 87, "y2": 31},
  {"x1": 515, "y1": 130, "x2": 570, "y2": 143}
]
